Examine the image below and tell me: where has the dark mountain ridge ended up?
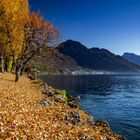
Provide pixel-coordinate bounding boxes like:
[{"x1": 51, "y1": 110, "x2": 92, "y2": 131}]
[
  {"x1": 122, "y1": 52, "x2": 140, "y2": 65},
  {"x1": 57, "y1": 40, "x2": 140, "y2": 73}
]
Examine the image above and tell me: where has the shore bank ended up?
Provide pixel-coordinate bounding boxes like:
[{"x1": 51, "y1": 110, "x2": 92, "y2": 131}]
[{"x1": 0, "y1": 73, "x2": 125, "y2": 139}]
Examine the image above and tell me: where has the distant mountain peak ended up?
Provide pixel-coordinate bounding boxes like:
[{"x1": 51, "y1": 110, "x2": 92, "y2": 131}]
[
  {"x1": 122, "y1": 52, "x2": 140, "y2": 65},
  {"x1": 65, "y1": 39, "x2": 78, "y2": 43},
  {"x1": 58, "y1": 39, "x2": 87, "y2": 51}
]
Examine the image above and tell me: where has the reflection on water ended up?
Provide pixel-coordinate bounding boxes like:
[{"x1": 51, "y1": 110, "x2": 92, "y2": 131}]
[{"x1": 39, "y1": 75, "x2": 140, "y2": 140}]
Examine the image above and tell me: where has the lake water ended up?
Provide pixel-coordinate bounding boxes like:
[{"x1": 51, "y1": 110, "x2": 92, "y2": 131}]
[{"x1": 39, "y1": 75, "x2": 140, "y2": 140}]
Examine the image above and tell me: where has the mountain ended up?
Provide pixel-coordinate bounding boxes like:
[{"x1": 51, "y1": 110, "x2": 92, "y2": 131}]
[
  {"x1": 29, "y1": 47, "x2": 81, "y2": 74},
  {"x1": 56, "y1": 40, "x2": 140, "y2": 73},
  {"x1": 122, "y1": 53, "x2": 140, "y2": 65}
]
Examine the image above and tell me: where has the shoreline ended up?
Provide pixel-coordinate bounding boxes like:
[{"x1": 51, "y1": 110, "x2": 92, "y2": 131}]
[
  {"x1": 37, "y1": 74, "x2": 127, "y2": 140},
  {"x1": 39, "y1": 72, "x2": 140, "y2": 77},
  {"x1": 0, "y1": 73, "x2": 126, "y2": 139}
]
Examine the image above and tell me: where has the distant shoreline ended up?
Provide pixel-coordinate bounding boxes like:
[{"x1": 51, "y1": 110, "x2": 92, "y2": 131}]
[{"x1": 39, "y1": 71, "x2": 140, "y2": 76}]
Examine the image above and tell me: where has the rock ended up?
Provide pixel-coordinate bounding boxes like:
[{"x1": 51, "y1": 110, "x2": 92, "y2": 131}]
[
  {"x1": 95, "y1": 120, "x2": 110, "y2": 128},
  {"x1": 65, "y1": 111, "x2": 81, "y2": 125},
  {"x1": 67, "y1": 99, "x2": 79, "y2": 108},
  {"x1": 25, "y1": 67, "x2": 39, "y2": 80},
  {"x1": 76, "y1": 96, "x2": 81, "y2": 99},
  {"x1": 45, "y1": 89, "x2": 55, "y2": 96},
  {"x1": 28, "y1": 75, "x2": 36, "y2": 80},
  {"x1": 54, "y1": 95, "x2": 65, "y2": 102},
  {"x1": 28, "y1": 68, "x2": 39, "y2": 80},
  {"x1": 40, "y1": 99, "x2": 52, "y2": 106},
  {"x1": 42, "y1": 84, "x2": 56, "y2": 96},
  {"x1": 79, "y1": 134, "x2": 96, "y2": 140},
  {"x1": 88, "y1": 116, "x2": 96, "y2": 126}
]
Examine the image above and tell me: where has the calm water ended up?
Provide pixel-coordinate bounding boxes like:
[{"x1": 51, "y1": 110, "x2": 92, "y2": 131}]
[{"x1": 39, "y1": 75, "x2": 140, "y2": 140}]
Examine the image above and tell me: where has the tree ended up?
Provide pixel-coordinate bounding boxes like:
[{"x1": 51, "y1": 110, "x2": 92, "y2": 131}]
[
  {"x1": 0, "y1": 1, "x2": 6, "y2": 72},
  {"x1": 0, "y1": 0, "x2": 59, "y2": 82},
  {"x1": 14, "y1": 12, "x2": 59, "y2": 82},
  {"x1": 0, "y1": 0, "x2": 29, "y2": 72}
]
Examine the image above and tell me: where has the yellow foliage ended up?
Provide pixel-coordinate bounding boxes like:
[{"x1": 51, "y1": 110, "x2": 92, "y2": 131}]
[{"x1": 0, "y1": 0, "x2": 29, "y2": 56}]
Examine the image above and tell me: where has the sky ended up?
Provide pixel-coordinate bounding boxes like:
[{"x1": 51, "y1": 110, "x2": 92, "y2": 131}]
[{"x1": 29, "y1": 0, "x2": 140, "y2": 55}]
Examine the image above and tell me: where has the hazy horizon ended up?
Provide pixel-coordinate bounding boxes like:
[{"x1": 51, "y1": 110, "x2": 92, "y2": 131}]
[{"x1": 29, "y1": 0, "x2": 140, "y2": 55}]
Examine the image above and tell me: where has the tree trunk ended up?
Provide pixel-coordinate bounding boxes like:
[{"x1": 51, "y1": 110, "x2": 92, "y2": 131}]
[
  {"x1": 5, "y1": 56, "x2": 8, "y2": 72},
  {"x1": 15, "y1": 67, "x2": 21, "y2": 82},
  {"x1": 11, "y1": 62, "x2": 15, "y2": 73},
  {"x1": 1, "y1": 55, "x2": 4, "y2": 73},
  {"x1": 20, "y1": 65, "x2": 25, "y2": 76}
]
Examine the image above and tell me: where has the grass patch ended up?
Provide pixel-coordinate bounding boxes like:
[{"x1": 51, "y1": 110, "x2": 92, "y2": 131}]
[{"x1": 58, "y1": 90, "x2": 68, "y2": 101}]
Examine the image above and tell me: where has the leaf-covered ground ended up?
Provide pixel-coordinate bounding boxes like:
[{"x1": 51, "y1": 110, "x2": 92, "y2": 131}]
[{"x1": 0, "y1": 73, "x2": 125, "y2": 140}]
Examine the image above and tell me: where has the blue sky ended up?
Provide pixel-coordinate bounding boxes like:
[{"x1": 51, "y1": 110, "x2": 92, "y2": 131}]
[{"x1": 29, "y1": 0, "x2": 140, "y2": 55}]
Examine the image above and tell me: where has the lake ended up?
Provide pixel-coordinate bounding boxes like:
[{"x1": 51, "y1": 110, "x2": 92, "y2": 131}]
[{"x1": 39, "y1": 75, "x2": 140, "y2": 140}]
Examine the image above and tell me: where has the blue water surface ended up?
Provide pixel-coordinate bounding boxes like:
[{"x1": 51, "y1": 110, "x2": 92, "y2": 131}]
[{"x1": 39, "y1": 75, "x2": 140, "y2": 140}]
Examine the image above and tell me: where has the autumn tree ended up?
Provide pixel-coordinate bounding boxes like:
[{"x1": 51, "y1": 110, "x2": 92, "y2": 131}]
[
  {"x1": 13, "y1": 12, "x2": 59, "y2": 82},
  {"x1": 0, "y1": 0, "x2": 59, "y2": 82},
  {"x1": 0, "y1": 0, "x2": 29, "y2": 72},
  {"x1": 0, "y1": 1, "x2": 6, "y2": 72}
]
